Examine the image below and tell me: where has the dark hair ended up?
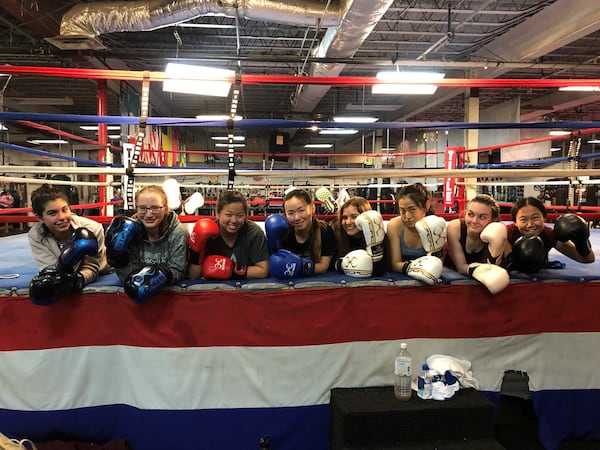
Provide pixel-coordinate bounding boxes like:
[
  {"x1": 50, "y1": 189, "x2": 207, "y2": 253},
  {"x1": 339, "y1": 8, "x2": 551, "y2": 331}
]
[
  {"x1": 283, "y1": 189, "x2": 323, "y2": 262},
  {"x1": 335, "y1": 196, "x2": 371, "y2": 256},
  {"x1": 397, "y1": 182, "x2": 433, "y2": 213},
  {"x1": 467, "y1": 194, "x2": 500, "y2": 221},
  {"x1": 511, "y1": 196, "x2": 547, "y2": 221},
  {"x1": 217, "y1": 190, "x2": 248, "y2": 214},
  {"x1": 31, "y1": 183, "x2": 70, "y2": 217}
]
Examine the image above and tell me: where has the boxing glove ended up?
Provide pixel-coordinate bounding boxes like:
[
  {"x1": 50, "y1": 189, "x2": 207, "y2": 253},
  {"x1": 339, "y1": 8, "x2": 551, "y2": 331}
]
[
  {"x1": 402, "y1": 255, "x2": 443, "y2": 286},
  {"x1": 265, "y1": 214, "x2": 290, "y2": 252},
  {"x1": 315, "y1": 187, "x2": 337, "y2": 213},
  {"x1": 554, "y1": 213, "x2": 592, "y2": 256},
  {"x1": 468, "y1": 263, "x2": 510, "y2": 295},
  {"x1": 415, "y1": 215, "x2": 447, "y2": 254},
  {"x1": 355, "y1": 210, "x2": 385, "y2": 263},
  {"x1": 184, "y1": 192, "x2": 205, "y2": 215},
  {"x1": 57, "y1": 227, "x2": 99, "y2": 272},
  {"x1": 202, "y1": 254, "x2": 247, "y2": 280},
  {"x1": 29, "y1": 267, "x2": 84, "y2": 306},
  {"x1": 480, "y1": 222, "x2": 507, "y2": 263},
  {"x1": 189, "y1": 218, "x2": 220, "y2": 264},
  {"x1": 340, "y1": 249, "x2": 373, "y2": 278},
  {"x1": 269, "y1": 249, "x2": 314, "y2": 279},
  {"x1": 124, "y1": 264, "x2": 173, "y2": 304},
  {"x1": 105, "y1": 216, "x2": 142, "y2": 267},
  {"x1": 507, "y1": 236, "x2": 546, "y2": 273}
]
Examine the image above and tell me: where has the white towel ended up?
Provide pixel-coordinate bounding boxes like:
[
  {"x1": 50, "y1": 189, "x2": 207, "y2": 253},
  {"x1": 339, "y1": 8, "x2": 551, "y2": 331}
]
[{"x1": 426, "y1": 354, "x2": 480, "y2": 390}]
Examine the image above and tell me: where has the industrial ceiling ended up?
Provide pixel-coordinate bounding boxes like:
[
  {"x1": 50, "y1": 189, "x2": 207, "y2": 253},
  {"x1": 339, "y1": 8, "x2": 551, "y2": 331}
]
[{"x1": 1, "y1": 0, "x2": 600, "y2": 155}]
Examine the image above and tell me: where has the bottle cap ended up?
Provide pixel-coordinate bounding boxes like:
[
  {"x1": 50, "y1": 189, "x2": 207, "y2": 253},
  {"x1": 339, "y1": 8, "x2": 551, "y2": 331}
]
[{"x1": 400, "y1": 342, "x2": 407, "y2": 349}]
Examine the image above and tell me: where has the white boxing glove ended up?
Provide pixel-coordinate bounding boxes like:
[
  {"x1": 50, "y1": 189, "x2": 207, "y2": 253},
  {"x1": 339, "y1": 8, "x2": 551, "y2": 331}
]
[
  {"x1": 315, "y1": 187, "x2": 337, "y2": 213},
  {"x1": 480, "y1": 222, "x2": 507, "y2": 263},
  {"x1": 184, "y1": 192, "x2": 205, "y2": 215},
  {"x1": 404, "y1": 255, "x2": 443, "y2": 286},
  {"x1": 468, "y1": 263, "x2": 510, "y2": 295},
  {"x1": 415, "y1": 215, "x2": 447, "y2": 254},
  {"x1": 355, "y1": 210, "x2": 386, "y2": 263},
  {"x1": 341, "y1": 249, "x2": 373, "y2": 278}
]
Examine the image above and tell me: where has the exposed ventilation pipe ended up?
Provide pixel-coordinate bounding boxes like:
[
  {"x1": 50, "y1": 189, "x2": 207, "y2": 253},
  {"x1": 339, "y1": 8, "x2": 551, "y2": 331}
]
[{"x1": 54, "y1": 0, "x2": 342, "y2": 41}]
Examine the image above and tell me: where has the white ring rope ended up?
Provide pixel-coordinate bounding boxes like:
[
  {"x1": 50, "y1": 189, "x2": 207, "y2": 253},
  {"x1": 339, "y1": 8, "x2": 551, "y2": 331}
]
[{"x1": 3, "y1": 166, "x2": 600, "y2": 179}]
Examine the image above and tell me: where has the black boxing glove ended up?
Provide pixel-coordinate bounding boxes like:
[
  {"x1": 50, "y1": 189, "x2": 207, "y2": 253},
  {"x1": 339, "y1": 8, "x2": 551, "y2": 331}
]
[
  {"x1": 29, "y1": 267, "x2": 84, "y2": 306},
  {"x1": 509, "y1": 236, "x2": 546, "y2": 273},
  {"x1": 554, "y1": 213, "x2": 592, "y2": 257}
]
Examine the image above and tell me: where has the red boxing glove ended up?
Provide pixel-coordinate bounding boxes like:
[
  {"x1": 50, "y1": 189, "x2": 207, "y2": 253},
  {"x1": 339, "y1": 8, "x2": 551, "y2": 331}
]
[
  {"x1": 189, "y1": 218, "x2": 220, "y2": 264},
  {"x1": 202, "y1": 255, "x2": 247, "y2": 280}
]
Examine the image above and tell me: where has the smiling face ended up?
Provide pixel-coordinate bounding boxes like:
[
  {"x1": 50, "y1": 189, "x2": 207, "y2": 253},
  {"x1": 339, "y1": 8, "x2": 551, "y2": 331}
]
[
  {"x1": 216, "y1": 201, "x2": 246, "y2": 236},
  {"x1": 39, "y1": 198, "x2": 72, "y2": 239},
  {"x1": 515, "y1": 204, "x2": 545, "y2": 237},
  {"x1": 341, "y1": 204, "x2": 362, "y2": 237},
  {"x1": 284, "y1": 195, "x2": 314, "y2": 233},
  {"x1": 465, "y1": 201, "x2": 495, "y2": 236},
  {"x1": 136, "y1": 190, "x2": 167, "y2": 232}
]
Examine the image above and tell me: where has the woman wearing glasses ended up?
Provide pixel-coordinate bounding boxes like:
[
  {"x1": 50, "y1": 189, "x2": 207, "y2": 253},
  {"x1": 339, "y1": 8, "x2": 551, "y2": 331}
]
[{"x1": 107, "y1": 184, "x2": 188, "y2": 303}]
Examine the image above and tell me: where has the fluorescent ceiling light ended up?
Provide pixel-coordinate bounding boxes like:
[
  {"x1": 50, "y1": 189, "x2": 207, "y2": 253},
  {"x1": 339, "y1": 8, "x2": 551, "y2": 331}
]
[
  {"x1": 345, "y1": 103, "x2": 399, "y2": 111},
  {"x1": 108, "y1": 134, "x2": 122, "y2": 139},
  {"x1": 27, "y1": 139, "x2": 69, "y2": 144},
  {"x1": 18, "y1": 96, "x2": 74, "y2": 106},
  {"x1": 318, "y1": 128, "x2": 359, "y2": 135},
  {"x1": 333, "y1": 116, "x2": 379, "y2": 123},
  {"x1": 551, "y1": 147, "x2": 562, "y2": 152},
  {"x1": 549, "y1": 130, "x2": 570, "y2": 136},
  {"x1": 196, "y1": 114, "x2": 242, "y2": 121},
  {"x1": 80, "y1": 125, "x2": 121, "y2": 131},
  {"x1": 587, "y1": 140, "x2": 600, "y2": 144},
  {"x1": 211, "y1": 135, "x2": 245, "y2": 141},
  {"x1": 304, "y1": 143, "x2": 333, "y2": 148},
  {"x1": 372, "y1": 71, "x2": 445, "y2": 95},
  {"x1": 163, "y1": 63, "x2": 233, "y2": 97},
  {"x1": 559, "y1": 86, "x2": 600, "y2": 92},
  {"x1": 215, "y1": 143, "x2": 245, "y2": 148}
]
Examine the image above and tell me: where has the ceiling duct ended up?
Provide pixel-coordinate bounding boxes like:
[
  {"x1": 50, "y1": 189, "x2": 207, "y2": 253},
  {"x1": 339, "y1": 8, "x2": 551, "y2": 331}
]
[
  {"x1": 48, "y1": 0, "x2": 342, "y2": 50},
  {"x1": 291, "y1": 0, "x2": 394, "y2": 113}
]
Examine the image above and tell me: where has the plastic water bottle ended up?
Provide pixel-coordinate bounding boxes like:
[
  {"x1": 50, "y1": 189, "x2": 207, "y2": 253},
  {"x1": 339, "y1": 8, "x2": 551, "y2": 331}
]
[
  {"x1": 417, "y1": 364, "x2": 432, "y2": 399},
  {"x1": 394, "y1": 342, "x2": 412, "y2": 401}
]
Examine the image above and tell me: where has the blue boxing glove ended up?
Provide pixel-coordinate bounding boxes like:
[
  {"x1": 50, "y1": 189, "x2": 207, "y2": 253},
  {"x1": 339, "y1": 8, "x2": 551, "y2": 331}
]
[
  {"x1": 29, "y1": 267, "x2": 84, "y2": 306},
  {"x1": 105, "y1": 216, "x2": 142, "y2": 267},
  {"x1": 269, "y1": 249, "x2": 314, "y2": 279},
  {"x1": 264, "y1": 214, "x2": 290, "y2": 252},
  {"x1": 124, "y1": 264, "x2": 173, "y2": 304},
  {"x1": 57, "y1": 227, "x2": 99, "y2": 272}
]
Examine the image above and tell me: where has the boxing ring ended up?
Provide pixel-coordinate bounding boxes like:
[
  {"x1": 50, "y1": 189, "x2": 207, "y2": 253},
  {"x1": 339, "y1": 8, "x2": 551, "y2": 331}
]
[
  {"x1": 3, "y1": 65, "x2": 600, "y2": 449},
  {"x1": 1, "y1": 229, "x2": 600, "y2": 450}
]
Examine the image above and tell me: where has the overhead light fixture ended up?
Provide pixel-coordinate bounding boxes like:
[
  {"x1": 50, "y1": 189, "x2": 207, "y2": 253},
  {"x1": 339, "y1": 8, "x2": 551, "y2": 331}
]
[
  {"x1": 318, "y1": 128, "x2": 359, "y2": 135},
  {"x1": 211, "y1": 135, "x2": 245, "y2": 141},
  {"x1": 372, "y1": 71, "x2": 445, "y2": 95},
  {"x1": 333, "y1": 116, "x2": 379, "y2": 123},
  {"x1": 215, "y1": 143, "x2": 245, "y2": 148},
  {"x1": 80, "y1": 125, "x2": 121, "y2": 131},
  {"x1": 549, "y1": 130, "x2": 570, "y2": 136},
  {"x1": 345, "y1": 103, "x2": 399, "y2": 111},
  {"x1": 559, "y1": 86, "x2": 600, "y2": 92},
  {"x1": 18, "y1": 96, "x2": 74, "y2": 106},
  {"x1": 196, "y1": 114, "x2": 242, "y2": 121},
  {"x1": 587, "y1": 140, "x2": 600, "y2": 144},
  {"x1": 550, "y1": 147, "x2": 562, "y2": 152},
  {"x1": 163, "y1": 63, "x2": 234, "y2": 97},
  {"x1": 304, "y1": 143, "x2": 333, "y2": 148},
  {"x1": 27, "y1": 139, "x2": 69, "y2": 144}
]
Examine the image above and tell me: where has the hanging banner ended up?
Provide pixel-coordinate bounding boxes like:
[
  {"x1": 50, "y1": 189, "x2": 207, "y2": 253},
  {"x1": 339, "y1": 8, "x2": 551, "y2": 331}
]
[{"x1": 443, "y1": 146, "x2": 461, "y2": 207}]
